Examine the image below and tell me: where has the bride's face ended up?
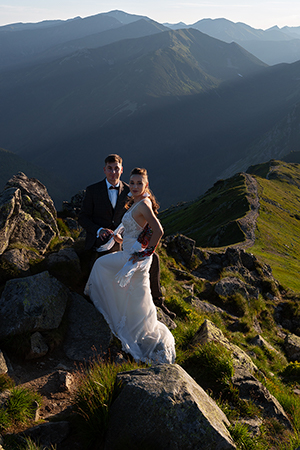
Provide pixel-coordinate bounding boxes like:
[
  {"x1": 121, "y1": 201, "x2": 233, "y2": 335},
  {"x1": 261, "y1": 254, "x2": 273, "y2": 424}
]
[{"x1": 129, "y1": 175, "x2": 148, "y2": 199}]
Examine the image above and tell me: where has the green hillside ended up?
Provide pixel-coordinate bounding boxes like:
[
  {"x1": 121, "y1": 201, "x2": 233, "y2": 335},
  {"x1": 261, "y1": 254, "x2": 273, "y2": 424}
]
[{"x1": 160, "y1": 160, "x2": 300, "y2": 292}]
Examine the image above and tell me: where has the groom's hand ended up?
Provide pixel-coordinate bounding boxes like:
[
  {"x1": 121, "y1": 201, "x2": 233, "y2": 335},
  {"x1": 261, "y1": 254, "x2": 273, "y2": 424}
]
[{"x1": 99, "y1": 228, "x2": 113, "y2": 241}]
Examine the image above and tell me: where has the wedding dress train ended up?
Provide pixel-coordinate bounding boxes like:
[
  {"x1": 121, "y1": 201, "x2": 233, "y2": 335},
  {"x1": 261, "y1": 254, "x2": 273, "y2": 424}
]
[{"x1": 84, "y1": 199, "x2": 176, "y2": 364}]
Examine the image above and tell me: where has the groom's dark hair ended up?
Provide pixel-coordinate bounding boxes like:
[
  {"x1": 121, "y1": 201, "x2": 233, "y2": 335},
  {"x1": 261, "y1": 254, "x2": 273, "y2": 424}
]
[{"x1": 105, "y1": 154, "x2": 122, "y2": 165}]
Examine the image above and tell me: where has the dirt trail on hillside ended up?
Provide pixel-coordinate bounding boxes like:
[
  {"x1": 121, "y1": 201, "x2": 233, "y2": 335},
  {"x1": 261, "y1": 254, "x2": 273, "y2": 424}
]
[{"x1": 236, "y1": 173, "x2": 260, "y2": 249}]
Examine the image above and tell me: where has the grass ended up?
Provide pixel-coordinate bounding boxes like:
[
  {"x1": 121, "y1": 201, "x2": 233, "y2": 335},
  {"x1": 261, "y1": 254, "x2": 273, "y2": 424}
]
[
  {"x1": 0, "y1": 386, "x2": 42, "y2": 433},
  {"x1": 72, "y1": 357, "x2": 143, "y2": 448},
  {"x1": 160, "y1": 173, "x2": 249, "y2": 247}
]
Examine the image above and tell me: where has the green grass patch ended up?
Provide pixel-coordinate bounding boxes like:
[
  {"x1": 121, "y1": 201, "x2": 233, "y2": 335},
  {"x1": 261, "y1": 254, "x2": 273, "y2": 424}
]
[
  {"x1": 160, "y1": 173, "x2": 249, "y2": 247},
  {"x1": 0, "y1": 387, "x2": 42, "y2": 433},
  {"x1": 73, "y1": 357, "x2": 142, "y2": 449}
]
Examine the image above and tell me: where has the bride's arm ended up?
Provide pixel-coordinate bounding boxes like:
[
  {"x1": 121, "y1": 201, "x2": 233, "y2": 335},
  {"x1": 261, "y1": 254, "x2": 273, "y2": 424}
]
[{"x1": 134, "y1": 200, "x2": 163, "y2": 249}]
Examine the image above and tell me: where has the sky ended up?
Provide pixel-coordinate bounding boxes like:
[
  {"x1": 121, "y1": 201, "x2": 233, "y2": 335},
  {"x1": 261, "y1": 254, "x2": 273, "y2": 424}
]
[{"x1": 1, "y1": 0, "x2": 300, "y2": 30}]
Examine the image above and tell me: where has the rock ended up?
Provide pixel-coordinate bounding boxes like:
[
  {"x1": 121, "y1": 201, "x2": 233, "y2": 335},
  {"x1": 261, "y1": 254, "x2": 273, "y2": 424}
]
[
  {"x1": 185, "y1": 295, "x2": 234, "y2": 316},
  {"x1": 63, "y1": 292, "x2": 112, "y2": 361},
  {"x1": 62, "y1": 190, "x2": 85, "y2": 218},
  {"x1": 26, "y1": 332, "x2": 49, "y2": 360},
  {"x1": 9, "y1": 211, "x2": 55, "y2": 255},
  {"x1": 1, "y1": 247, "x2": 41, "y2": 276},
  {"x1": 0, "y1": 271, "x2": 69, "y2": 339},
  {"x1": 215, "y1": 276, "x2": 259, "y2": 300},
  {"x1": 192, "y1": 319, "x2": 258, "y2": 374},
  {"x1": 46, "y1": 247, "x2": 81, "y2": 275},
  {"x1": 232, "y1": 368, "x2": 292, "y2": 429},
  {"x1": 0, "y1": 187, "x2": 22, "y2": 255},
  {"x1": 20, "y1": 421, "x2": 70, "y2": 447},
  {"x1": 57, "y1": 370, "x2": 75, "y2": 392},
  {"x1": 0, "y1": 359, "x2": 7, "y2": 376},
  {"x1": 250, "y1": 335, "x2": 282, "y2": 356},
  {"x1": 284, "y1": 333, "x2": 300, "y2": 361},
  {"x1": 237, "y1": 417, "x2": 263, "y2": 437},
  {"x1": 0, "y1": 350, "x2": 8, "y2": 374},
  {"x1": 156, "y1": 307, "x2": 177, "y2": 330},
  {"x1": 104, "y1": 364, "x2": 236, "y2": 450},
  {"x1": 5, "y1": 172, "x2": 58, "y2": 234},
  {"x1": 0, "y1": 390, "x2": 11, "y2": 407},
  {"x1": 0, "y1": 173, "x2": 59, "y2": 276},
  {"x1": 163, "y1": 234, "x2": 196, "y2": 266}
]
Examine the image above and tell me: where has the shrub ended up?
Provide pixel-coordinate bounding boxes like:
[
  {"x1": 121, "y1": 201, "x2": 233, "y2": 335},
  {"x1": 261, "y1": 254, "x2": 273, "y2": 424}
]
[{"x1": 281, "y1": 361, "x2": 300, "y2": 381}]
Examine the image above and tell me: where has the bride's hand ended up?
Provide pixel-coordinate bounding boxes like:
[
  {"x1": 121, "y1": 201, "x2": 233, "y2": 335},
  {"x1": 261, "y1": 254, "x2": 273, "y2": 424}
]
[{"x1": 113, "y1": 234, "x2": 123, "y2": 244}]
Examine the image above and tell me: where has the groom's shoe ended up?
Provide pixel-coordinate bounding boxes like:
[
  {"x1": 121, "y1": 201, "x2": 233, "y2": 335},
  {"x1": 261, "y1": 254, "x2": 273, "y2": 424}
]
[{"x1": 153, "y1": 297, "x2": 176, "y2": 320}]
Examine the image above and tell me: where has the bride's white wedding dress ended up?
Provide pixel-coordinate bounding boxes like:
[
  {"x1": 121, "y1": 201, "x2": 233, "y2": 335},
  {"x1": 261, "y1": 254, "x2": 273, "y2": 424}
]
[{"x1": 84, "y1": 199, "x2": 176, "y2": 364}]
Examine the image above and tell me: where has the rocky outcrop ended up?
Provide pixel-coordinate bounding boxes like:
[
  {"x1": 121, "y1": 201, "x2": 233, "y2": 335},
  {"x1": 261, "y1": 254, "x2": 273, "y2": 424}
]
[
  {"x1": 0, "y1": 271, "x2": 69, "y2": 339},
  {"x1": 0, "y1": 173, "x2": 59, "y2": 277},
  {"x1": 232, "y1": 368, "x2": 292, "y2": 429},
  {"x1": 193, "y1": 320, "x2": 292, "y2": 429},
  {"x1": 104, "y1": 364, "x2": 236, "y2": 450}
]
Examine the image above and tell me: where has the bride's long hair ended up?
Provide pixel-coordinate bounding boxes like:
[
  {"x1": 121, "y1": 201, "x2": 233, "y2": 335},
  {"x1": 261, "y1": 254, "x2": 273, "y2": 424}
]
[{"x1": 126, "y1": 167, "x2": 159, "y2": 215}]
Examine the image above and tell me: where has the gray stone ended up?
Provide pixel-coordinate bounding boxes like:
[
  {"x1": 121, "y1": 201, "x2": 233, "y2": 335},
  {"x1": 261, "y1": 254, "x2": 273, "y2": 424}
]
[
  {"x1": 0, "y1": 271, "x2": 69, "y2": 339},
  {"x1": 156, "y1": 307, "x2": 177, "y2": 330},
  {"x1": 192, "y1": 319, "x2": 258, "y2": 374},
  {"x1": 232, "y1": 368, "x2": 292, "y2": 429},
  {"x1": 47, "y1": 247, "x2": 81, "y2": 274},
  {"x1": 250, "y1": 335, "x2": 283, "y2": 358},
  {"x1": 63, "y1": 292, "x2": 112, "y2": 361},
  {"x1": 21, "y1": 421, "x2": 70, "y2": 447},
  {"x1": 1, "y1": 247, "x2": 41, "y2": 275},
  {"x1": 0, "y1": 350, "x2": 8, "y2": 374},
  {"x1": 164, "y1": 234, "x2": 196, "y2": 266},
  {"x1": 105, "y1": 364, "x2": 236, "y2": 450},
  {"x1": 0, "y1": 187, "x2": 21, "y2": 255},
  {"x1": 10, "y1": 211, "x2": 55, "y2": 255},
  {"x1": 215, "y1": 276, "x2": 259, "y2": 300},
  {"x1": 5, "y1": 172, "x2": 58, "y2": 234},
  {"x1": 26, "y1": 332, "x2": 49, "y2": 360},
  {"x1": 284, "y1": 333, "x2": 300, "y2": 361}
]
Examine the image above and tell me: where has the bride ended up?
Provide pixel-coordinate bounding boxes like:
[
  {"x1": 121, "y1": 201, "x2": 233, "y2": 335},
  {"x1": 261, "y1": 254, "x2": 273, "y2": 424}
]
[{"x1": 84, "y1": 167, "x2": 176, "y2": 364}]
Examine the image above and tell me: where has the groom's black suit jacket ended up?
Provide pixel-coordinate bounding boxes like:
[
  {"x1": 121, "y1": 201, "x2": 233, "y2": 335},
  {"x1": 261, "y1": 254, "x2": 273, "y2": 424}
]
[{"x1": 78, "y1": 178, "x2": 130, "y2": 251}]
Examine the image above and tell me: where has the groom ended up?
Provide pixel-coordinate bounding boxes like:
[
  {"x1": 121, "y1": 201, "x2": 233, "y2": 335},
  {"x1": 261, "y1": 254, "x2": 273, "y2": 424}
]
[{"x1": 79, "y1": 154, "x2": 175, "y2": 319}]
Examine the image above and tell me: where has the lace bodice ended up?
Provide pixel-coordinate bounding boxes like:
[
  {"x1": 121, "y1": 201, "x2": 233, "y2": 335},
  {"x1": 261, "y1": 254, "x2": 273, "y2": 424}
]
[{"x1": 122, "y1": 199, "x2": 151, "y2": 246}]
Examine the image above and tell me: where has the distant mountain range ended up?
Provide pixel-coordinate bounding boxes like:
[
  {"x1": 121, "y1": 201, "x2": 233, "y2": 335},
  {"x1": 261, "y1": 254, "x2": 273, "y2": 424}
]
[
  {"x1": 164, "y1": 18, "x2": 300, "y2": 65},
  {"x1": 1, "y1": 11, "x2": 300, "y2": 208}
]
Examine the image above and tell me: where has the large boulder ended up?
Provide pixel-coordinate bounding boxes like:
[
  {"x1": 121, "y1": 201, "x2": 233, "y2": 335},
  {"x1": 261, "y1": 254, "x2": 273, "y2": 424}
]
[
  {"x1": 63, "y1": 292, "x2": 112, "y2": 362},
  {"x1": 104, "y1": 364, "x2": 236, "y2": 450},
  {"x1": 0, "y1": 271, "x2": 69, "y2": 339},
  {"x1": 192, "y1": 319, "x2": 258, "y2": 374}
]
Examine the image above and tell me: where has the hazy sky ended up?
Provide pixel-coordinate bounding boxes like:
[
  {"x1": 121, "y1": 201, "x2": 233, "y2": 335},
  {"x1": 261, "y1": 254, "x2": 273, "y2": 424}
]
[{"x1": 1, "y1": 0, "x2": 300, "y2": 30}]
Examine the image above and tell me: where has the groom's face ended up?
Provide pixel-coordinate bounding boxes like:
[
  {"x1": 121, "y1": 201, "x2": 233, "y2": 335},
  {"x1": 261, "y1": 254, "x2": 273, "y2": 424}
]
[{"x1": 104, "y1": 162, "x2": 123, "y2": 186}]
